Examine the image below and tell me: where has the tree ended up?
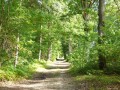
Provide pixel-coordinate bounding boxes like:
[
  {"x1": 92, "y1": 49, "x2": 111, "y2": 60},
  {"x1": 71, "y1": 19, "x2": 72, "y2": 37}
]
[{"x1": 98, "y1": 0, "x2": 106, "y2": 70}]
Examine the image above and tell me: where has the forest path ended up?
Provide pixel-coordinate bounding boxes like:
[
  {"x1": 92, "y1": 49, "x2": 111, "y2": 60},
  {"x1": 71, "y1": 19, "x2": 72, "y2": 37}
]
[
  {"x1": 0, "y1": 60, "x2": 83, "y2": 90},
  {"x1": 0, "y1": 61, "x2": 119, "y2": 90}
]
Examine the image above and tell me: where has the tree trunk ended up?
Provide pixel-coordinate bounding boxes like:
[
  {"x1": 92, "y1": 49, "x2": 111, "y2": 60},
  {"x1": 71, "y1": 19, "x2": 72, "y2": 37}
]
[
  {"x1": 15, "y1": 33, "x2": 19, "y2": 67},
  {"x1": 61, "y1": 40, "x2": 68, "y2": 60},
  {"x1": 68, "y1": 37, "x2": 72, "y2": 55},
  {"x1": 14, "y1": 0, "x2": 22, "y2": 67},
  {"x1": 47, "y1": 43, "x2": 52, "y2": 61},
  {"x1": 98, "y1": 0, "x2": 106, "y2": 70},
  {"x1": 57, "y1": 52, "x2": 60, "y2": 59},
  {"x1": 39, "y1": 35, "x2": 42, "y2": 61}
]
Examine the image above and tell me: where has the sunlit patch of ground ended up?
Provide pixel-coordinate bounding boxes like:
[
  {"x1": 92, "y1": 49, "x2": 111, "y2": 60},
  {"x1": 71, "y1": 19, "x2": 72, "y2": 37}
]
[
  {"x1": 0, "y1": 61, "x2": 77, "y2": 90},
  {"x1": 0, "y1": 60, "x2": 120, "y2": 90}
]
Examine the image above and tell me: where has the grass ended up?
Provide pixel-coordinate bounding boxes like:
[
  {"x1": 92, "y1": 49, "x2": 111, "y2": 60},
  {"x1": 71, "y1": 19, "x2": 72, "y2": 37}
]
[
  {"x1": 73, "y1": 74, "x2": 120, "y2": 90},
  {"x1": 0, "y1": 59, "x2": 48, "y2": 81},
  {"x1": 69, "y1": 61, "x2": 120, "y2": 89},
  {"x1": 75, "y1": 75, "x2": 120, "y2": 85}
]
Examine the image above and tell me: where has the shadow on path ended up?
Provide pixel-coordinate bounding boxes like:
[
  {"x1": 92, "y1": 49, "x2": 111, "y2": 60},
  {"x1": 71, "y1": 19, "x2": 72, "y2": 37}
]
[
  {"x1": 0, "y1": 61, "x2": 79, "y2": 90},
  {"x1": 0, "y1": 60, "x2": 119, "y2": 90}
]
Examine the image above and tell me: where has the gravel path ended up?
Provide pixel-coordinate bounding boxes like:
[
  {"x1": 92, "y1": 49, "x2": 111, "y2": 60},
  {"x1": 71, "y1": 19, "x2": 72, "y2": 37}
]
[
  {"x1": 1, "y1": 61, "x2": 119, "y2": 90},
  {"x1": 0, "y1": 61, "x2": 83, "y2": 90}
]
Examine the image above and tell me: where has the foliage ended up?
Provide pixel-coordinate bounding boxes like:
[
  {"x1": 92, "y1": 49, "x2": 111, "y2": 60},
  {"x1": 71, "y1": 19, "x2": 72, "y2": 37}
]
[
  {"x1": 0, "y1": 60, "x2": 47, "y2": 81},
  {"x1": 68, "y1": 0, "x2": 120, "y2": 75},
  {"x1": 0, "y1": 0, "x2": 120, "y2": 80}
]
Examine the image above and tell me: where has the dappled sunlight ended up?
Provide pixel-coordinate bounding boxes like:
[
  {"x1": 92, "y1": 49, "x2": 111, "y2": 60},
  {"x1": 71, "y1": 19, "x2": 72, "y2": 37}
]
[
  {"x1": 0, "y1": 61, "x2": 120, "y2": 90},
  {"x1": 0, "y1": 61, "x2": 76, "y2": 90},
  {"x1": 0, "y1": 0, "x2": 120, "y2": 90},
  {"x1": 36, "y1": 60, "x2": 70, "y2": 74}
]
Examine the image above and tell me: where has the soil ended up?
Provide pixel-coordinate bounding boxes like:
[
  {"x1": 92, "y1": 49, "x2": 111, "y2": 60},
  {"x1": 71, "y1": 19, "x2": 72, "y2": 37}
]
[
  {"x1": 0, "y1": 60, "x2": 119, "y2": 90},
  {"x1": 0, "y1": 61, "x2": 80, "y2": 90}
]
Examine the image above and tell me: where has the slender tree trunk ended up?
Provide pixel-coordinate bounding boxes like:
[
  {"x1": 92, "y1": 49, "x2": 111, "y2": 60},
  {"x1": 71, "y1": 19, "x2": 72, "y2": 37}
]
[
  {"x1": 0, "y1": 0, "x2": 4, "y2": 32},
  {"x1": 0, "y1": 0, "x2": 4, "y2": 67},
  {"x1": 39, "y1": 35, "x2": 42, "y2": 61},
  {"x1": 47, "y1": 43, "x2": 52, "y2": 61},
  {"x1": 14, "y1": 0, "x2": 22, "y2": 67},
  {"x1": 15, "y1": 33, "x2": 19, "y2": 67},
  {"x1": 57, "y1": 52, "x2": 60, "y2": 59},
  {"x1": 61, "y1": 40, "x2": 68, "y2": 60},
  {"x1": 68, "y1": 37, "x2": 72, "y2": 54},
  {"x1": 39, "y1": 3, "x2": 42, "y2": 61},
  {"x1": 98, "y1": 0, "x2": 106, "y2": 70}
]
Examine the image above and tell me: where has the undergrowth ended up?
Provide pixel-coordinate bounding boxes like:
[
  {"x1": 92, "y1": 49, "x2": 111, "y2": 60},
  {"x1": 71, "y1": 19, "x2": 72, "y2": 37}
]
[
  {"x1": 0, "y1": 59, "x2": 47, "y2": 81},
  {"x1": 69, "y1": 60, "x2": 120, "y2": 76},
  {"x1": 74, "y1": 74, "x2": 120, "y2": 90},
  {"x1": 69, "y1": 60, "x2": 120, "y2": 86}
]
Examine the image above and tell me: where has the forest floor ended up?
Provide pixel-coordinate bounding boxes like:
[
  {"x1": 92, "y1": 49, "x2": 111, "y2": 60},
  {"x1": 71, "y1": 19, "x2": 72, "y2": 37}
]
[{"x1": 0, "y1": 60, "x2": 120, "y2": 90}]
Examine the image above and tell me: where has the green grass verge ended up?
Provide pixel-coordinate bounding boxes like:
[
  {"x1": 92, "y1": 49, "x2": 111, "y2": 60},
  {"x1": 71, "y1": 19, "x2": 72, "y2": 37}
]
[
  {"x1": 0, "y1": 60, "x2": 47, "y2": 81},
  {"x1": 69, "y1": 62, "x2": 120, "y2": 89},
  {"x1": 75, "y1": 75, "x2": 120, "y2": 85},
  {"x1": 74, "y1": 75, "x2": 120, "y2": 89}
]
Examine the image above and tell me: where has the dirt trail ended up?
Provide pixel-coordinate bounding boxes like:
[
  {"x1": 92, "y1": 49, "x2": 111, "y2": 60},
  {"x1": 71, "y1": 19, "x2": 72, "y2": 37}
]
[
  {"x1": 0, "y1": 61, "x2": 83, "y2": 90},
  {"x1": 1, "y1": 61, "x2": 118, "y2": 90}
]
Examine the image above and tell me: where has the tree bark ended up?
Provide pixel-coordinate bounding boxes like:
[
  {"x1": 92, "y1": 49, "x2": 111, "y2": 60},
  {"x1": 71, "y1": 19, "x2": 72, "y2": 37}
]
[
  {"x1": 98, "y1": 0, "x2": 106, "y2": 70},
  {"x1": 39, "y1": 35, "x2": 42, "y2": 61},
  {"x1": 15, "y1": 33, "x2": 19, "y2": 68},
  {"x1": 68, "y1": 37, "x2": 72, "y2": 55},
  {"x1": 47, "y1": 43, "x2": 52, "y2": 61}
]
